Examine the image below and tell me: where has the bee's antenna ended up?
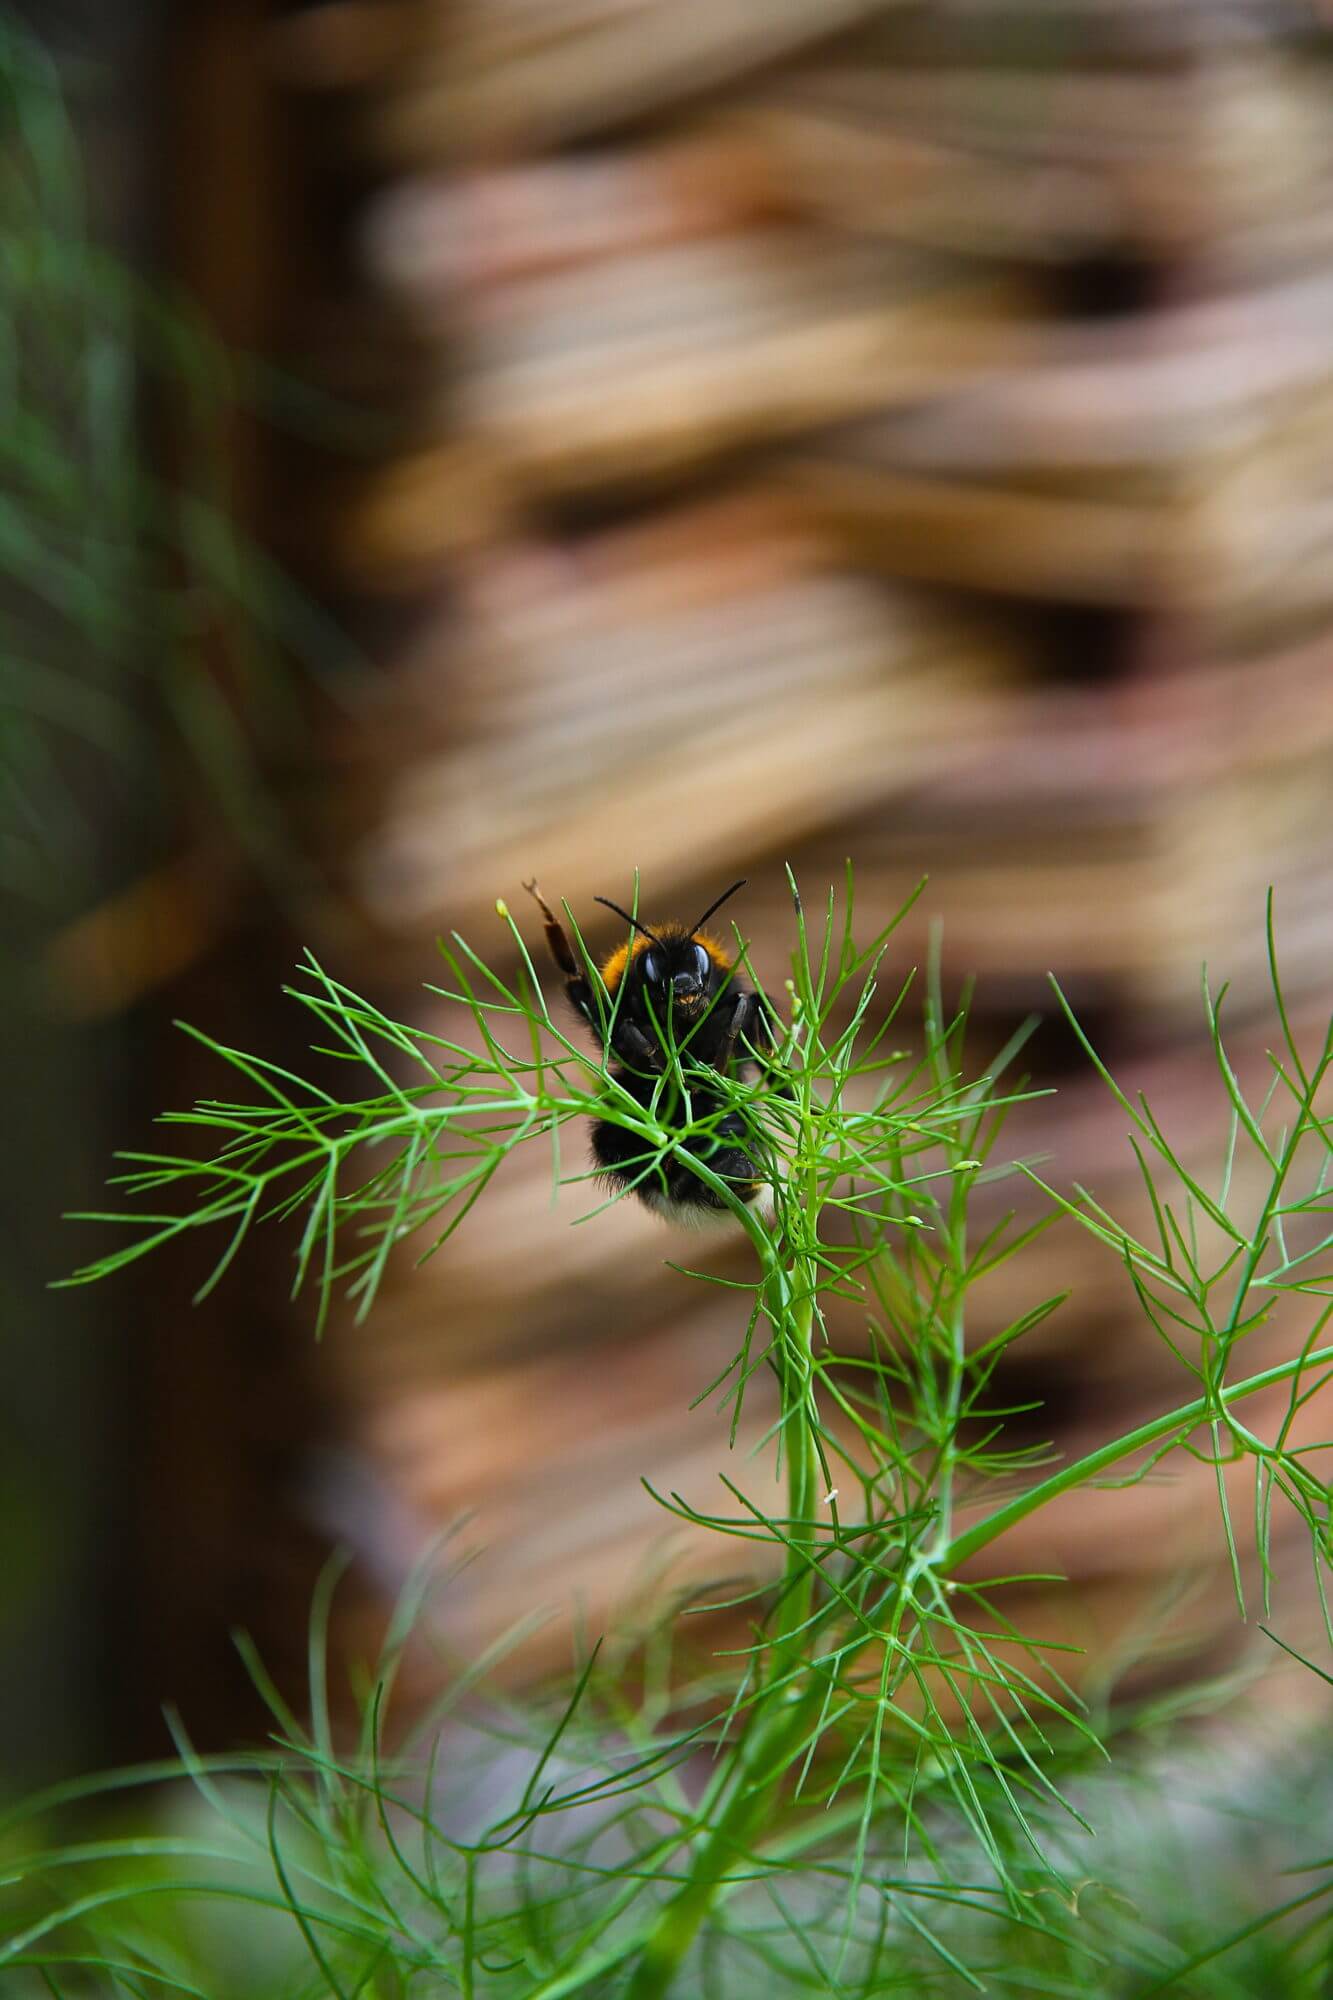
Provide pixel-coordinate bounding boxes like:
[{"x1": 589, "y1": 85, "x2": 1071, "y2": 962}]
[
  {"x1": 594, "y1": 896, "x2": 666, "y2": 950},
  {"x1": 690, "y1": 879, "x2": 747, "y2": 936}
]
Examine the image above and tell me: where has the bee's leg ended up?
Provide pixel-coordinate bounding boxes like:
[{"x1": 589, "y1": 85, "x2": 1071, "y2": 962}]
[
  {"x1": 523, "y1": 878, "x2": 595, "y2": 1025},
  {"x1": 722, "y1": 990, "x2": 794, "y2": 1108},
  {"x1": 751, "y1": 994, "x2": 796, "y2": 1085},
  {"x1": 715, "y1": 991, "x2": 749, "y2": 1073},
  {"x1": 719, "y1": 990, "x2": 774, "y2": 1076},
  {"x1": 522, "y1": 878, "x2": 580, "y2": 980},
  {"x1": 609, "y1": 1016, "x2": 662, "y2": 1073},
  {"x1": 676, "y1": 1107, "x2": 766, "y2": 1216}
]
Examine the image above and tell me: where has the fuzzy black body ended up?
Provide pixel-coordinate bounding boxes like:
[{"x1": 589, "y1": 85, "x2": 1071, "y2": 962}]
[
  {"x1": 588, "y1": 1069, "x2": 765, "y2": 1225},
  {"x1": 524, "y1": 880, "x2": 775, "y2": 1224}
]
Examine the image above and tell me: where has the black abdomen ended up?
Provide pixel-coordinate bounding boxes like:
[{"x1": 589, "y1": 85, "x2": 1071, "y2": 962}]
[{"x1": 591, "y1": 1071, "x2": 764, "y2": 1221}]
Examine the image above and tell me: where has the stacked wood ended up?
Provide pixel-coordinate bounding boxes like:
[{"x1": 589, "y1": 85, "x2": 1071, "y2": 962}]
[
  {"x1": 728, "y1": 54, "x2": 1333, "y2": 259},
  {"x1": 778, "y1": 272, "x2": 1333, "y2": 640},
  {"x1": 344, "y1": 234, "x2": 1037, "y2": 559},
  {"x1": 320, "y1": 511, "x2": 1333, "y2": 1029},
  {"x1": 210, "y1": 0, "x2": 1333, "y2": 1706}
]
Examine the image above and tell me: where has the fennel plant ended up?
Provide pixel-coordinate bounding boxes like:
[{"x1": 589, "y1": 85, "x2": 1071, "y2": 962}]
[{"x1": 11, "y1": 873, "x2": 1333, "y2": 1997}]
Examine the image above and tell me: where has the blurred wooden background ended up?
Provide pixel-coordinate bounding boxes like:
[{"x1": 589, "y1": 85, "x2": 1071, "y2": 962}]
[{"x1": 80, "y1": 0, "x2": 1333, "y2": 1740}]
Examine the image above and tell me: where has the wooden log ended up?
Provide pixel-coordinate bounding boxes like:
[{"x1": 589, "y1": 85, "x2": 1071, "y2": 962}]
[
  {"x1": 360, "y1": 140, "x2": 781, "y2": 304},
  {"x1": 373, "y1": 0, "x2": 907, "y2": 158},
  {"x1": 724, "y1": 52, "x2": 1332, "y2": 258}
]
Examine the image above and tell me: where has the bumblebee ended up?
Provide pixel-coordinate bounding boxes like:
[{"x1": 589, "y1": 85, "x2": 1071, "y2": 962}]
[{"x1": 523, "y1": 877, "x2": 777, "y2": 1225}]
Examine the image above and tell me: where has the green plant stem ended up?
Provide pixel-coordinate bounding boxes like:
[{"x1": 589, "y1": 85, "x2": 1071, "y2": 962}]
[
  {"x1": 627, "y1": 1337, "x2": 1333, "y2": 1999},
  {"x1": 929, "y1": 1156, "x2": 969, "y2": 1558},
  {"x1": 626, "y1": 1259, "x2": 820, "y2": 2000},
  {"x1": 940, "y1": 1341, "x2": 1333, "y2": 1574}
]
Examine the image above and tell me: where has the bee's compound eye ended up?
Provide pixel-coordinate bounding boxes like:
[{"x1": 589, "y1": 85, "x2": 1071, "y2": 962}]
[
  {"x1": 642, "y1": 951, "x2": 661, "y2": 986},
  {"x1": 693, "y1": 944, "x2": 711, "y2": 984}
]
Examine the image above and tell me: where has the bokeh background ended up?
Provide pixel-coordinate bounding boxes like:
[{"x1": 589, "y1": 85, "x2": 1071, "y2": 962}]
[{"x1": 8, "y1": 0, "x2": 1333, "y2": 1815}]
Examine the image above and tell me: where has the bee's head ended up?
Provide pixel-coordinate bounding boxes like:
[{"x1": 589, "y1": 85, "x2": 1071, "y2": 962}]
[
  {"x1": 636, "y1": 930, "x2": 717, "y2": 1017},
  {"x1": 595, "y1": 880, "x2": 746, "y2": 1027}
]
